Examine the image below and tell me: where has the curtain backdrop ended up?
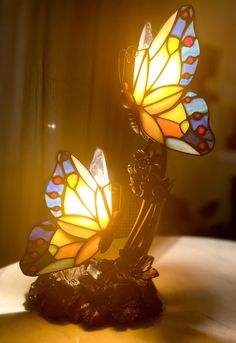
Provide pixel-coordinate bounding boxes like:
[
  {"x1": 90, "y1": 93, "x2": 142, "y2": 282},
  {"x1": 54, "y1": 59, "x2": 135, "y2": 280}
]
[{"x1": 1, "y1": 0, "x2": 235, "y2": 266}]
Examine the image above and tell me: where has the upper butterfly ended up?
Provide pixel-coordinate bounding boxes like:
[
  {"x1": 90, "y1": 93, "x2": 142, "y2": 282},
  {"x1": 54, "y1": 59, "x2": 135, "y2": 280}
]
[
  {"x1": 122, "y1": 5, "x2": 214, "y2": 155},
  {"x1": 20, "y1": 148, "x2": 118, "y2": 276}
]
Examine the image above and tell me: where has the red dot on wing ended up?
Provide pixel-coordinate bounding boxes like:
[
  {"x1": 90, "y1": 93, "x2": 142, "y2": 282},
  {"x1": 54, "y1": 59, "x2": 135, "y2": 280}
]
[
  {"x1": 50, "y1": 191, "x2": 58, "y2": 198},
  {"x1": 193, "y1": 112, "x2": 202, "y2": 120},
  {"x1": 36, "y1": 238, "x2": 45, "y2": 246},
  {"x1": 53, "y1": 176, "x2": 63, "y2": 185},
  {"x1": 184, "y1": 96, "x2": 191, "y2": 103},
  {"x1": 183, "y1": 72, "x2": 191, "y2": 79},
  {"x1": 183, "y1": 36, "x2": 194, "y2": 47},
  {"x1": 31, "y1": 251, "x2": 40, "y2": 259},
  {"x1": 197, "y1": 126, "x2": 206, "y2": 135},
  {"x1": 181, "y1": 10, "x2": 189, "y2": 19},
  {"x1": 198, "y1": 142, "x2": 208, "y2": 151},
  {"x1": 187, "y1": 56, "x2": 195, "y2": 64},
  {"x1": 61, "y1": 152, "x2": 69, "y2": 161}
]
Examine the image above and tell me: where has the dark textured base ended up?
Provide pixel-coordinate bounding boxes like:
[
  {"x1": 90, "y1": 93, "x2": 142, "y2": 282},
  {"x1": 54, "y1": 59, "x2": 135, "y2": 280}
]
[{"x1": 25, "y1": 256, "x2": 163, "y2": 328}]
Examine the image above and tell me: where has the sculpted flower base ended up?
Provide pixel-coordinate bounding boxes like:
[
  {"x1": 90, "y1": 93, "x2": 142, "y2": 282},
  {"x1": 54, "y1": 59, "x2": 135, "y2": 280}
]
[{"x1": 25, "y1": 256, "x2": 162, "y2": 327}]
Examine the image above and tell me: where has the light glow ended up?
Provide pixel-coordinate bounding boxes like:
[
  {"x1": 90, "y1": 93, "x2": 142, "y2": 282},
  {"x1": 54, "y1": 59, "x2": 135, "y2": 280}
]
[
  {"x1": 63, "y1": 153, "x2": 112, "y2": 230},
  {"x1": 151, "y1": 50, "x2": 181, "y2": 89}
]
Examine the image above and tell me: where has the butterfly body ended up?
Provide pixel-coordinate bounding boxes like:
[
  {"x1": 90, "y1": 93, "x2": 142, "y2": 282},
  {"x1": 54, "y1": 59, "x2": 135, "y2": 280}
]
[{"x1": 123, "y1": 5, "x2": 214, "y2": 155}]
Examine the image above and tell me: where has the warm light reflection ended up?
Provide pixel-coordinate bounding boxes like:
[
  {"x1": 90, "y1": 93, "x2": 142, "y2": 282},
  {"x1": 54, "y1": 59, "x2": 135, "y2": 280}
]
[
  {"x1": 0, "y1": 262, "x2": 37, "y2": 315},
  {"x1": 48, "y1": 123, "x2": 56, "y2": 129},
  {"x1": 64, "y1": 187, "x2": 92, "y2": 218}
]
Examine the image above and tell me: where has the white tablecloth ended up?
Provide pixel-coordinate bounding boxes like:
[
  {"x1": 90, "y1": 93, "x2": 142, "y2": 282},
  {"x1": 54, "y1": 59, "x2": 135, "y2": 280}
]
[{"x1": 0, "y1": 236, "x2": 236, "y2": 343}]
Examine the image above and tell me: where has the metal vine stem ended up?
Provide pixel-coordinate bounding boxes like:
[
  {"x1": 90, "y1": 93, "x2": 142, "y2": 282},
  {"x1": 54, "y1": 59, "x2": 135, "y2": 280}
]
[{"x1": 123, "y1": 142, "x2": 169, "y2": 258}]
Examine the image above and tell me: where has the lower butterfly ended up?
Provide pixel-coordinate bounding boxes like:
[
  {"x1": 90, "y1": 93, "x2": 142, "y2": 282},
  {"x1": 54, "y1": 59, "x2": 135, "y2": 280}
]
[{"x1": 20, "y1": 149, "x2": 119, "y2": 276}]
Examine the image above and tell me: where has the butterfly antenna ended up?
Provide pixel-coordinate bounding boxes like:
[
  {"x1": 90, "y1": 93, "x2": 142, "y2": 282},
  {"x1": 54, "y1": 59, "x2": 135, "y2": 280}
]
[{"x1": 118, "y1": 46, "x2": 137, "y2": 84}]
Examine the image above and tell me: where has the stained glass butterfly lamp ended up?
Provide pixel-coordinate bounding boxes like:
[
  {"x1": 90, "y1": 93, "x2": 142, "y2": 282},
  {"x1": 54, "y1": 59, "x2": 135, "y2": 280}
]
[{"x1": 20, "y1": 5, "x2": 214, "y2": 327}]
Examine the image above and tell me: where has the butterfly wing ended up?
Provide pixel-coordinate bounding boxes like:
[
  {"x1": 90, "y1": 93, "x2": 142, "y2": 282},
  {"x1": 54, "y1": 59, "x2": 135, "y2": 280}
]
[
  {"x1": 89, "y1": 148, "x2": 110, "y2": 187},
  {"x1": 129, "y1": 5, "x2": 214, "y2": 155},
  {"x1": 20, "y1": 220, "x2": 84, "y2": 275},
  {"x1": 20, "y1": 150, "x2": 113, "y2": 276},
  {"x1": 160, "y1": 92, "x2": 214, "y2": 154}
]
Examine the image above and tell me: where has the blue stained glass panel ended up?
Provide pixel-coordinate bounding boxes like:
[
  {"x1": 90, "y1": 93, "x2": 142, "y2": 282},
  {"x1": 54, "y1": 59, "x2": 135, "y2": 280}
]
[
  {"x1": 63, "y1": 160, "x2": 75, "y2": 174},
  {"x1": 51, "y1": 210, "x2": 62, "y2": 217},
  {"x1": 46, "y1": 181, "x2": 64, "y2": 194},
  {"x1": 54, "y1": 164, "x2": 64, "y2": 177},
  {"x1": 29, "y1": 226, "x2": 54, "y2": 241},
  {"x1": 182, "y1": 40, "x2": 200, "y2": 60},
  {"x1": 184, "y1": 98, "x2": 208, "y2": 115},
  {"x1": 207, "y1": 140, "x2": 214, "y2": 149},
  {"x1": 45, "y1": 194, "x2": 61, "y2": 208},
  {"x1": 182, "y1": 60, "x2": 198, "y2": 74},
  {"x1": 204, "y1": 131, "x2": 214, "y2": 140},
  {"x1": 180, "y1": 76, "x2": 193, "y2": 86},
  {"x1": 171, "y1": 18, "x2": 186, "y2": 38},
  {"x1": 183, "y1": 22, "x2": 195, "y2": 38},
  {"x1": 184, "y1": 130, "x2": 201, "y2": 145},
  {"x1": 186, "y1": 91, "x2": 196, "y2": 97},
  {"x1": 190, "y1": 115, "x2": 208, "y2": 130}
]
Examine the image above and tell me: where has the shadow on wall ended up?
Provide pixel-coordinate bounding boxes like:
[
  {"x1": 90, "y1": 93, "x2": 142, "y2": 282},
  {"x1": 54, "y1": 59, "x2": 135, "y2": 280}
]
[{"x1": 159, "y1": 182, "x2": 236, "y2": 240}]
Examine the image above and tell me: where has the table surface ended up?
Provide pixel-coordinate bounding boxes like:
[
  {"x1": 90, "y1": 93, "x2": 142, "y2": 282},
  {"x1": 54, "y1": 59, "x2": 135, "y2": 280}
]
[{"x1": 0, "y1": 236, "x2": 236, "y2": 343}]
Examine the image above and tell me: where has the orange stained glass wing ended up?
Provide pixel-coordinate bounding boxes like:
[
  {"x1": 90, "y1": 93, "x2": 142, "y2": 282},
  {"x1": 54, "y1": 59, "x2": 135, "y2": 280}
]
[
  {"x1": 155, "y1": 117, "x2": 183, "y2": 138},
  {"x1": 140, "y1": 109, "x2": 164, "y2": 143},
  {"x1": 54, "y1": 241, "x2": 84, "y2": 259},
  {"x1": 75, "y1": 234, "x2": 101, "y2": 265}
]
